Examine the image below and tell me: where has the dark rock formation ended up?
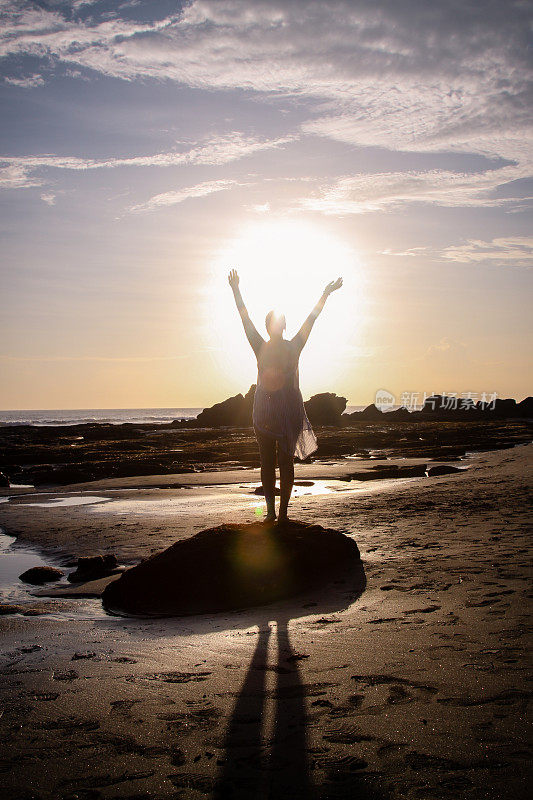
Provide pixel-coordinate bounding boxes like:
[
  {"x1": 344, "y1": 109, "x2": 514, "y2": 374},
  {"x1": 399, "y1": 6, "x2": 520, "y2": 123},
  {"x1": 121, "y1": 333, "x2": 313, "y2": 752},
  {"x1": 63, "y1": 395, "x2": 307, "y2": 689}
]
[
  {"x1": 516, "y1": 397, "x2": 533, "y2": 417},
  {"x1": 349, "y1": 464, "x2": 427, "y2": 481},
  {"x1": 194, "y1": 385, "x2": 255, "y2": 427},
  {"x1": 426, "y1": 464, "x2": 464, "y2": 477},
  {"x1": 68, "y1": 554, "x2": 120, "y2": 583},
  {"x1": 0, "y1": 471, "x2": 9, "y2": 487},
  {"x1": 0, "y1": 603, "x2": 24, "y2": 615},
  {"x1": 340, "y1": 395, "x2": 533, "y2": 422},
  {"x1": 102, "y1": 520, "x2": 362, "y2": 617},
  {"x1": 19, "y1": 566, "x2": 64, "y2": 585},
  {"x1": 304, "y1": 393, "x2": 347, "y2": 425},
  {"x1": 480, "y1": 398, "x2": 516, "y2": 417},
  {"x1": 359, "y1": 403, "x2": 384, "y2": 419},
  {"x1": 385, "y1": 407, "x2": 412, "y2": 420}
]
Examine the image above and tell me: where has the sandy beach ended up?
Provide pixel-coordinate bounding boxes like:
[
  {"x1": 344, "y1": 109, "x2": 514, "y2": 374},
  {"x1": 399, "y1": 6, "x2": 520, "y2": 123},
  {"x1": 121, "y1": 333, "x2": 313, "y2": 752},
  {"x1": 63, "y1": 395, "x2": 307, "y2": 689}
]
[{"x1": 0, "y1": 441, "x2": 531, "y2": 799}]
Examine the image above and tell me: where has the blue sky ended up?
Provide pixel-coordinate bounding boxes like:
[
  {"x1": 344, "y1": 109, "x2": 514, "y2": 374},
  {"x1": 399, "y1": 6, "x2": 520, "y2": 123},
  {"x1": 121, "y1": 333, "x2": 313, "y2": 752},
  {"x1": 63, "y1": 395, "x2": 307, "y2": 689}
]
[{"x1": 0, "y1": 0, "x2": 532, "y2": 408}]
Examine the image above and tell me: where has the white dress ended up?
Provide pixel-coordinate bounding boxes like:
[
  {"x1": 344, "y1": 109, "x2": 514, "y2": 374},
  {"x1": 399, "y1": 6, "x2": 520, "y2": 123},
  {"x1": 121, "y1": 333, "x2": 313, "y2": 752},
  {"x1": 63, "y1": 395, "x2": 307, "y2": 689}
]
[{"x1": 251, "y1": 337, "x2": 318, "y2": 460}]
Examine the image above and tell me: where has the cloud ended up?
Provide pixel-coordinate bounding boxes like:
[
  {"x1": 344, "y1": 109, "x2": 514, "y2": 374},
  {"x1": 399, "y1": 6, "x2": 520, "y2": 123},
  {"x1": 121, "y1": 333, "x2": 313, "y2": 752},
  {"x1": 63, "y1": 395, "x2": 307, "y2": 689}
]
[
  {"x1": 377, "y1": 236, "x2": 533, "y2": 268},
  {"x1": 427, "y1": 337, "x2": 467, "y2": 357},
  {"x1": 440, "y1": 237, "x2": 533, "y2": 266},
  {"x1": 4, "y1": 72, "x2": 44, "y2": 87},
  {"x1": 0, "y1": 163, "x2": 42, "y2": 189},
  {"x1": 0, "y1": 133, "x2": 293, "y2": 189},
  {"x1": 40, "y1": 192, "x2": 56, "y2": 205},
  {"x1": 0, "y1": 1, "x2": 530, "y2": 208},
  {"x1": 128, "y1": 179, "x2": 236, "y2": 213},
  {"x1": 297, "y1": 164, "x2": 531, "y2": 215}
]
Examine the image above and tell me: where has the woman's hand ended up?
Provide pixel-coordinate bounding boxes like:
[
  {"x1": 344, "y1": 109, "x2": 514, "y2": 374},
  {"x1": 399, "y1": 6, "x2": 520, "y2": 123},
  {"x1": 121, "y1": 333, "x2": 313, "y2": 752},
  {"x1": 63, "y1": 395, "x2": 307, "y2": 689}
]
[
  {"x1": 324, "y1": 277, "x2": 343, "y2": 296},
  {"x1": 228, "y1": 269, "x2": 240, "y2": 290}
]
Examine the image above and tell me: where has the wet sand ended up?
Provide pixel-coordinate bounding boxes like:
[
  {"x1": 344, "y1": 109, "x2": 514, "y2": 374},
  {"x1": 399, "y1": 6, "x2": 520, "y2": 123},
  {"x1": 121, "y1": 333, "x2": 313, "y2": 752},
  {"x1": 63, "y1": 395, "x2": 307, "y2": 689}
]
[{"x1": 0, "y1": 444, "x2": 531, "y2": 798}]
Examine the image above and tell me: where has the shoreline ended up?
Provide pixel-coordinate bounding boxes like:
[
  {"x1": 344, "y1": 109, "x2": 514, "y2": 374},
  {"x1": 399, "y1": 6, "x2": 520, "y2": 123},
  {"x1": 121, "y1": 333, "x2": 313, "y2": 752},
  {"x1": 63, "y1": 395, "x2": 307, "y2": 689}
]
[
  {"x1": 1, "y1": 415, "x2": 531, "y2": 489},
  {"x1": 0, "y1": 449, "x2": 477, "y2": 566},
  {"x1": 0, "y1": 443, "x2": 531, "y2": 798}
]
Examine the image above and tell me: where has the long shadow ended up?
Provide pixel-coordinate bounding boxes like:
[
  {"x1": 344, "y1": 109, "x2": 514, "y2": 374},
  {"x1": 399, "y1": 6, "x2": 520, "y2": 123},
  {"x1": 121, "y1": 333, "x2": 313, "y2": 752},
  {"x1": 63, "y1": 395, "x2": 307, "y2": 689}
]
[
  {"x1": 268, "y1": 615, "x2": 311, "y2": 800},
  {"x1": 215, "y1": 617, "x2": 312, "y2": 800},
  {"x1": 214, "y1": 624, "x2": 272, "y2": 799}
]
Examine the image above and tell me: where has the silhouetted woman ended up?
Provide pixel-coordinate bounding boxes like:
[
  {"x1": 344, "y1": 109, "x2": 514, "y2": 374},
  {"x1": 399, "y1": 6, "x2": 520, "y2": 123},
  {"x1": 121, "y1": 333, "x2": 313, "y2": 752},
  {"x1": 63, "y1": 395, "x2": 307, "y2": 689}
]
[{"x1": 228, "y1": 268, "x2": 343, "y2": 524}]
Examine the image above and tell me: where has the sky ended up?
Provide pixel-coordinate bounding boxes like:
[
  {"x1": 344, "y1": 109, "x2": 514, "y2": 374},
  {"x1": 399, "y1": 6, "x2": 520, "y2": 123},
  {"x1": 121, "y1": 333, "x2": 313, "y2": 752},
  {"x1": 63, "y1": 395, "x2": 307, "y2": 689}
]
[{"x1": 0, "y1": 0, "x2": 532, "y2": 410}]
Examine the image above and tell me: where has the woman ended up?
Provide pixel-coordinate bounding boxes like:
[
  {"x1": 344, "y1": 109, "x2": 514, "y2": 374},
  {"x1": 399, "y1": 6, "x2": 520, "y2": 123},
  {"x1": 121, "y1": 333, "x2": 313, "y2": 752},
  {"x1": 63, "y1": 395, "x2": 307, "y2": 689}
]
[{"x1": 228, "y1": 268, "x2": 343, "y2": 524}]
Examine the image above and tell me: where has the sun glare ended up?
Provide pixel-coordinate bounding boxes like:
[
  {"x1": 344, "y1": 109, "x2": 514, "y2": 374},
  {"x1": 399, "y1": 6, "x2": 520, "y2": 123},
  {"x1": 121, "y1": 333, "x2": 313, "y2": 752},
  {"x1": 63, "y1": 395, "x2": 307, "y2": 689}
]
[{"x1": 206, "y1": 219, "x2": 365, "y2": 393}]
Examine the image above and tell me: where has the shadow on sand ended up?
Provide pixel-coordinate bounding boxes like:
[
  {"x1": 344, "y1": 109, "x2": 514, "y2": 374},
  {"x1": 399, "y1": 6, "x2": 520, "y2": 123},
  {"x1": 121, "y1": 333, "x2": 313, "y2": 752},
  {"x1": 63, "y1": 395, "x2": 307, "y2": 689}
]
[
  {"x1": 210, "y1": 554, "x2": 379, "y2": 800},
  {"x1": 95, "y1": 527, "x2": 379, "y2": 798},
  {"x1": 215, "y1": 616, "x2": 311, "y2": 799}
]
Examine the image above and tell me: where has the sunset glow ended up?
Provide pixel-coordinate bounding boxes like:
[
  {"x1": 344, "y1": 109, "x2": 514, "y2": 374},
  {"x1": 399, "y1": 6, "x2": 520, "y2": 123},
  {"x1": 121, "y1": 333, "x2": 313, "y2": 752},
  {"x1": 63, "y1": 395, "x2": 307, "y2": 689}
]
[
  {"x1": 0, "y1": 0, "x2": 531, "y2": 409},
  {"x1": 207, "y1": 219, "x2": 364, "y2": 390}
]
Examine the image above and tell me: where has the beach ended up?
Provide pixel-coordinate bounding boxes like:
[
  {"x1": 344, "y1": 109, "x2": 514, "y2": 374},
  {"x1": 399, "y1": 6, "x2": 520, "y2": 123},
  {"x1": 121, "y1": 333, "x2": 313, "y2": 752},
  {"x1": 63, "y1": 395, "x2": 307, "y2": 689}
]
[{"x1": 0, "y1": 432, "x2": 531, "y2": 799}]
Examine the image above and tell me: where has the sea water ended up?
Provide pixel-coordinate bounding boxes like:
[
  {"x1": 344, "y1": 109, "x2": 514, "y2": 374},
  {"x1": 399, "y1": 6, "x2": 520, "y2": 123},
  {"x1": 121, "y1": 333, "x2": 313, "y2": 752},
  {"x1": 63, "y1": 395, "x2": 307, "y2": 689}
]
[
  {"x1": 0, "y1": 405, "x2": 364, "y2": 427},
  {"x1": 0, "y1": 408, "x2": 203, "y2": 426}
]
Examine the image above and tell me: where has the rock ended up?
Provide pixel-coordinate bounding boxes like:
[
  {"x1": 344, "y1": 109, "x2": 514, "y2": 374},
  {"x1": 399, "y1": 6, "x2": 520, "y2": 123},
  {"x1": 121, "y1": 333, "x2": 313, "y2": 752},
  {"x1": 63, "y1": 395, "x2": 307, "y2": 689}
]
[
  {"x1": 0, "y1": 471, "x2": 9, "y2": 487},
  {"x1": 358, "y1": 403, "x2": 383, "y2": 419},
  {"x1": 386, "y1": 407, "x2": 412, "y2": 420},
  {"x1": 304, "y1": 393, "x2": 347, "y2": 425},
  {"x1": 516, "y1": 396, "x2": 533, "y2": 417},
  {"x1": 350, "y1": 464, "x2": 427, "y2": 481},
  {"x1": 195, "y1": 385, "x2": 255, "y2": 427},
  {"x1": 68, "y1": 554, "x2": 120, "y2": 583},
  {"x1": 252, "y1": 485, "x2": 281, "y2": 495},
  {"x1": 478, "y1": 397, "x2": 517, "y2": 417},
  {"x1": 19, "y1": 566, "x2": 64, "y2": 585},
  {"x1": 426, "y1": 464, "x2": 464, "y2": 477},
  {"x1": 31, "y1": 465, "x2": 94, "y2": 487},
  {"x1": 0, "y1": 603, "x2": 24, "y2": 615},
  {"x1": 103, "y1": 520, "x2": 362, "y2": 617}
]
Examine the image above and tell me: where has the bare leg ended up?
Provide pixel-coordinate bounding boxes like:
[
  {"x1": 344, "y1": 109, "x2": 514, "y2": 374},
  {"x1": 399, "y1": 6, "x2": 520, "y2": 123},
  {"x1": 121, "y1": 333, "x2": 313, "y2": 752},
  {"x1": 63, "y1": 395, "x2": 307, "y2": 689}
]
[
  {"x1": 256, "y1": 429, "x2": 276, "y2": 521},
  {"x1": 278, "y1": 445, "x2": 294, "y2": 523}
]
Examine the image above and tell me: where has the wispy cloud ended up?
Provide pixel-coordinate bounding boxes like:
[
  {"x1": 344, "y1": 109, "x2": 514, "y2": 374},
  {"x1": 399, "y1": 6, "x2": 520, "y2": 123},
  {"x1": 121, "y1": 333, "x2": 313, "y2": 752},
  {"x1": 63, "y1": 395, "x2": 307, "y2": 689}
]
[
  {"x1": 0, "y1": 164, "x2": 43, "y2": 189},
  {"x1": 0, "y1": 134, "x2": 294, "y2": 189},
  {"x1": 1, "y1": 2, "x2": 530, "y2": 210},
  {"x1": 297, "y1": 164, "x2": 531, "y2": 215},
  {"x1": 4, "y1": 72, "x2": 44, "y2": 87},
  {"x1": 40, "y1": 192, "x2": 56, "y2": 205},
  {"x1": 1, "y1": 1, "x2": 529, "y2": 162},
  {"x1": 128, "y1": 179, "x2": 237, "y2": 213},
  {"x1": 378, "y1": 236, "x2": 533, "y2": 268},
  {"x1": 440, "y1": 237, "x2": 533, "y2": 266}
]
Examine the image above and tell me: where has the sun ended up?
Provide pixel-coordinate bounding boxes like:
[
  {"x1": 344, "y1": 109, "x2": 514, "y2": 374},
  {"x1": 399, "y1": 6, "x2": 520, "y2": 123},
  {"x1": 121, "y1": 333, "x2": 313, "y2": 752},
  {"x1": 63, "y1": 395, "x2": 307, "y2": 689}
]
[{"x1": 205, "y1": 218, "x2": 365, "y2": 393}]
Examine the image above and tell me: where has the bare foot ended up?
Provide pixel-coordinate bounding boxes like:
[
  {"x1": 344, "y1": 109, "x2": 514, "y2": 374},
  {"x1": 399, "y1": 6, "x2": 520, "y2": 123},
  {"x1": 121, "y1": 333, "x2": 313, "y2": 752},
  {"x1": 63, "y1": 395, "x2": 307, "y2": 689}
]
[{"x1": 263, "y1": 512, "x2": 277, "y2": 524}]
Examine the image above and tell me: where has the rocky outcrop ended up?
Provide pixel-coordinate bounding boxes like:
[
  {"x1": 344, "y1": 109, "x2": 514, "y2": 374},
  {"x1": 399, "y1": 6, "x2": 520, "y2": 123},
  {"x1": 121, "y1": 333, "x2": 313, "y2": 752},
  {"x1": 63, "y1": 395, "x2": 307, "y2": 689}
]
[
  {"x1": 359, "y1": 403, "x2": 384, "y2": 420},
  {"x1": 341, "y1": 395, "x2": 533, "y2": 422},
  {"x1": 194, "y1": 385, "x2": 255, "y2": 427},
  {"x1": 348, "y1": 464, "x2": 427, "y2": 480},
  {"x1": 516, "y1": 397, "x2": 533, "y2": 417},
  {"x1": 103, "y1": 520, "x2": 362, "y2": 617},
  {"x1": 426, "y1": 464, "x2": 464, "y2": 477},
  {"x1": 19, "y1": 566, "x2": 64, "y2": 584},
  {"x1": 304, "y1": 393, "x2": 347, "y2": 425},
  {"x1": 68, "y1": 555, "x2": 120, "y2": 583}
]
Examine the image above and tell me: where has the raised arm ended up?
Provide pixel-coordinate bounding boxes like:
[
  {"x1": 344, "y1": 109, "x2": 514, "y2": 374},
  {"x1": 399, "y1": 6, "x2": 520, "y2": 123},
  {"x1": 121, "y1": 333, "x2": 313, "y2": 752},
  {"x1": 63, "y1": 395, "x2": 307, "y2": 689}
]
[
  {"x1": 228, "y1": 269, "x2": 265, "y2": 357},
  {"x1": 292, "y1": 277, "x2": 343, "y2": 353}
]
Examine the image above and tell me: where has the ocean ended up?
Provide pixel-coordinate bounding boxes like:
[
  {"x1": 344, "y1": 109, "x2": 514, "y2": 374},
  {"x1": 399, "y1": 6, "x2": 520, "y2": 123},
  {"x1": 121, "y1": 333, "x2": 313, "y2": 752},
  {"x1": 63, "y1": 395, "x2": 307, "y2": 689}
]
[
  {"x1": 0, "y1": 408, "x2": 203, "y2": 427},
  {"x1": 0, "y1": 405, "x2": 364, "y2": 427}
]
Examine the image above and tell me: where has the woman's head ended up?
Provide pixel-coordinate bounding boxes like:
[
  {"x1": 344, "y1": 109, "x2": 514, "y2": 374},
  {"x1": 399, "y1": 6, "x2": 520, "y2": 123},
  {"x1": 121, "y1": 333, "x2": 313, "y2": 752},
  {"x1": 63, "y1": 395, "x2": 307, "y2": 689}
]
[{"x1": 265, "y1": 309, "x2": 286, "y2": 339}]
